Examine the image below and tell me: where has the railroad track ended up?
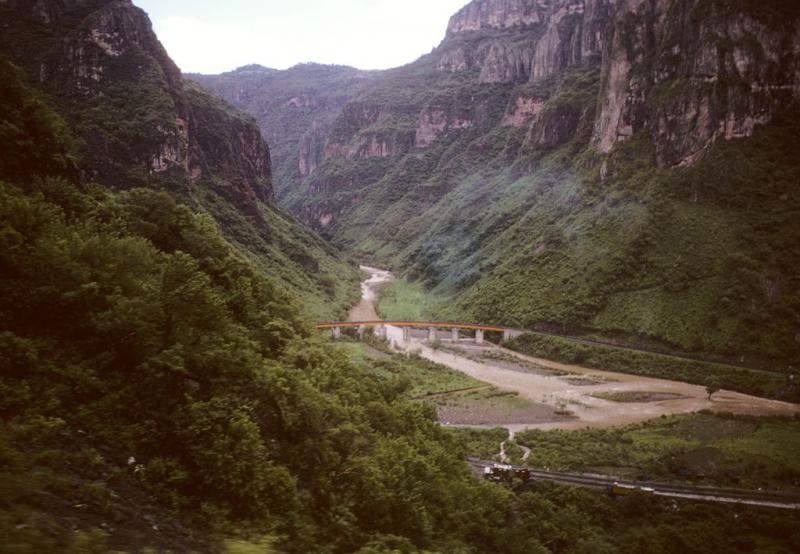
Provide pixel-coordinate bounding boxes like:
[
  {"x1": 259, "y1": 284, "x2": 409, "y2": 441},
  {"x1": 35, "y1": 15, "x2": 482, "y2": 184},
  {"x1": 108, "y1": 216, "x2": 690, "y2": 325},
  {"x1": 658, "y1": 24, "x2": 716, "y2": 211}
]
[{"x1": 466, "y1": 458, "x2": 800, "y2": 510}]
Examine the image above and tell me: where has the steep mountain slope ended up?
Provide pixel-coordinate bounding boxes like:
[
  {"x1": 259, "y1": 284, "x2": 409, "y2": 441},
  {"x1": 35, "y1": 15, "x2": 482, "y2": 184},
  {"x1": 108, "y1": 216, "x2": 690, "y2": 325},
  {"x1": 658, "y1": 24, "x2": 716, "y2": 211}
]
[
  {"x1": 0, "y1": 0, "x2": 359, "y2": 320},
  {"x1": 206, "y1": 0, "x2": 800, "y2": 367},
  {"x1": 4, "y1": 3, "x2": 800, "y2": 553},
  {"x1": 188, "y1": 63, "x2": 377, "y2": 201}
]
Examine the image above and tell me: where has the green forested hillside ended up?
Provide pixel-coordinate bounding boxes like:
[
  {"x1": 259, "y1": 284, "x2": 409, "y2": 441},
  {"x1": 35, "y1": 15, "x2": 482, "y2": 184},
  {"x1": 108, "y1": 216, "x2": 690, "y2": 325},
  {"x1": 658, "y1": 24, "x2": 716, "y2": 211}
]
[
  {"x1": 202, "y1": 0, "x2": 800, "y2": 368},
  {"x1": 2, "y1": 51, "x2": 800, "y2": 553},
  {"x1": 3, "y1": 1, "x2": 800, "y2": 552},
  {"x1": 0, "y1": 0, "x2": 360, "y2": 321}
]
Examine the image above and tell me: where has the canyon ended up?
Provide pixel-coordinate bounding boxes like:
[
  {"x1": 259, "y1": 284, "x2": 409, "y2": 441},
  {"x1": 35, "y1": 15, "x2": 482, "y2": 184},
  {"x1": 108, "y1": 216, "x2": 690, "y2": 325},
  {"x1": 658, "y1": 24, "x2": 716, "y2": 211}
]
[{"x1": 193, "y1": 0, "x2": 800, "y2": 369}]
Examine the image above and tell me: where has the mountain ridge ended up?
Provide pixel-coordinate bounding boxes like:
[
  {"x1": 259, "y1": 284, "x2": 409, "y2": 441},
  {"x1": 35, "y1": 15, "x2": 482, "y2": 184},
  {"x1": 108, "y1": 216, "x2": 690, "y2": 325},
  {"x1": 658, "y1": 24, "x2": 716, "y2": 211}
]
[
  {"x1": 0, "y1": 0, "x2": 361, "y2": 320},
  {"x1": 194, "y1": 0, "x2": 800, "y2": 367}
]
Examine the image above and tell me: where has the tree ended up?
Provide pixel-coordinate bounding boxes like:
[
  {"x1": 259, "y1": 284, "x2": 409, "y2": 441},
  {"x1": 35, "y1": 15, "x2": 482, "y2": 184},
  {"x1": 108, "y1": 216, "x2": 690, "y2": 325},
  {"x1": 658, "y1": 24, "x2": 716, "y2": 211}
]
[{"x1": 705, "y1": 377, "x2": 723, "y2": 400}]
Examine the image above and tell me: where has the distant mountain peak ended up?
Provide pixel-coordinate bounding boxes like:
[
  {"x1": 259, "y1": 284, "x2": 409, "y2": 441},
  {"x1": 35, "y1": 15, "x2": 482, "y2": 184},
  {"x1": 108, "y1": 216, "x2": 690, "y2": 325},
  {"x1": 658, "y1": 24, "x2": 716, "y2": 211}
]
[
  {"x1": 446, "y1": 0, "x2": 551, "y2": 35},
  {"x1": 232, "y1": 64, "x2": 277, "y2": 74}
]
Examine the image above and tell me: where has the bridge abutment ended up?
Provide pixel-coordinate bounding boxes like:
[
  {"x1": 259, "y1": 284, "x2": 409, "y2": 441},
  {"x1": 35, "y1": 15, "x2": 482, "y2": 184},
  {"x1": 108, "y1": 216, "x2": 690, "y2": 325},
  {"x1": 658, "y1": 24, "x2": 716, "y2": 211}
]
[
  {"x1": 451, "y1": 328, "x2": 459, "y2": 342},
  {"x1": 475, "y1": 329, "x2": 484, "y2": 345}
]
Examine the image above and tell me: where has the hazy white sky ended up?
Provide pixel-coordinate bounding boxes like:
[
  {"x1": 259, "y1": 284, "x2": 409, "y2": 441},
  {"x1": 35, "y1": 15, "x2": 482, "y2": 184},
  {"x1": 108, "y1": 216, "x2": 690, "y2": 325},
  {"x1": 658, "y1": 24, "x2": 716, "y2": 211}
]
[{"x1": 135, "y1": 0, "x2": 469, "y2": 74}]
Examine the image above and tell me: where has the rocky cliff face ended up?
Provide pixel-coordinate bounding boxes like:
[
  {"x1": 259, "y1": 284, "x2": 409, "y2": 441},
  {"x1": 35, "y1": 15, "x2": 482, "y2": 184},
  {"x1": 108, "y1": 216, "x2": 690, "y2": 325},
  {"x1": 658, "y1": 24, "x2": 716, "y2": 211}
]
[
  {"x1": 0, "y1": 0, "x2": 362, "y2": 320},
  {"x1": 0, "y1": 0, "x2": 272, "y2": 210},
  {"x1": 188, "y1": 63, "x2": 375, "y2": 200},
  {"x1": 323, "y1": 101, "x2": 416, "y2": 159},
  {"x1": 183, "y1": 0, "x2": 800, "y2": 364},
  {"x1": 593, "y1": 0, "x2": 800, "y2": 166},
  {"x1": 446, "y1": 0, "x2": 550, "y2": 34},
  {"x1": 438, "y1": 0, "x2": 610, "y2": 84},
  {"x1": 438, "y1": 0, "x2": 800, "y2": 167}
]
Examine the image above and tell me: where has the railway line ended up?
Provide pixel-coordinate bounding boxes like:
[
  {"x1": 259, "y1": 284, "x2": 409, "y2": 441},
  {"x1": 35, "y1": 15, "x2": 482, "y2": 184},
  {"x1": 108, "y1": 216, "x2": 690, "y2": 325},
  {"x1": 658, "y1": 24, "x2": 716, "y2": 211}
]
[{"x1": 466, "y1": 458, "x2": 800, "y2": 510}]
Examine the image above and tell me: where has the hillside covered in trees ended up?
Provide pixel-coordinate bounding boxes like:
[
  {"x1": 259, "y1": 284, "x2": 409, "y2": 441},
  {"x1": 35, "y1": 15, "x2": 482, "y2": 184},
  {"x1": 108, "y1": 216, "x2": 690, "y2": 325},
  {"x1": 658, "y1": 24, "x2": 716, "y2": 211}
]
[
  {"x1": 2, "y1": 1, "x2": 800, "y2": 552},
  {"x1": 195, "y1": 0, "x2": 800, "y2": 370},
  {"x1": 0, "y1": 43, "x2": 798, "y2": 554}
]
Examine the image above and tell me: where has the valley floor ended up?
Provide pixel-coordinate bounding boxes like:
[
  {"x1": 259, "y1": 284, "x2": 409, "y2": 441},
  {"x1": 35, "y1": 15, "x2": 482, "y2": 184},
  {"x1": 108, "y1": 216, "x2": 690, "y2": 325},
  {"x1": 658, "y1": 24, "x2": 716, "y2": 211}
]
[{"x1": 350, "y1": 268, "x2": 800, "y2": 432}]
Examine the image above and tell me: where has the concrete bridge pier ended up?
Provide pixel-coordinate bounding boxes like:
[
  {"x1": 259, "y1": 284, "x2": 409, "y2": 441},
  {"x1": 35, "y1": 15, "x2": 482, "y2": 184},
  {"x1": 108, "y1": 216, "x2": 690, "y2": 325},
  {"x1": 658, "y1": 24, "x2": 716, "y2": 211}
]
[
  {"x1": 451, "y1": 328, "x2": 459, "y2": 342},
  {"x1": 357, "y1": 325, "x2": 365, "y2": 340},
  {"x1": 332, "y1": 327, "x2": 341, "y2": 340},
  {"x1": 503, "y1": 329, "x2": 512, "y2": 342},
  {"x1": 376, "y1": 324, "x2": 387, "y2": 338},
  {"x1": 402, "y1": 326, "x2": 411, "y2": 342},
  {"x1": 475, "y1": 329, "x2": 484, "y2": 345},
  {"x1": 428, "y1": 327, "x2": 437, "y2": 342}
]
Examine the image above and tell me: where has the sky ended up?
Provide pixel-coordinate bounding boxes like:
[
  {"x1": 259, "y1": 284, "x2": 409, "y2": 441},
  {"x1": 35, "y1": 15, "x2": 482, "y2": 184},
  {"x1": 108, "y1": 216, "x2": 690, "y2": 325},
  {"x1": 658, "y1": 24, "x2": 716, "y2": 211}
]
[{"x1": 134, "y1": 0, "x2": 470, "y2": 75}]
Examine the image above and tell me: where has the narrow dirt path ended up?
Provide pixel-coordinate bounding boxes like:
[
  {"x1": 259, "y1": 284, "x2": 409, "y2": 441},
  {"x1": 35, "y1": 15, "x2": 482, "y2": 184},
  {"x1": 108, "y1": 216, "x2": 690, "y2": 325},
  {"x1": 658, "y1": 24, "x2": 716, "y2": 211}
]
[
  {"x1": 509, "y1": 430, "x2": 531, "y2": 461},
  {"x1": 498, "y1": 440, "x2": 509, "y2": 463}
]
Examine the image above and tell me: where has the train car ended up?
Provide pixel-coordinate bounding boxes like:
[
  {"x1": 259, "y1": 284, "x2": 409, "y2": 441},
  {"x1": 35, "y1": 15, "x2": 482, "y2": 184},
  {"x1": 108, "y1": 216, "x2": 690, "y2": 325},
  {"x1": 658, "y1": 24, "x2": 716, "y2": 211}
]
[{"x1": 483, "y1": 464, "x2": 532, "y2": 483}]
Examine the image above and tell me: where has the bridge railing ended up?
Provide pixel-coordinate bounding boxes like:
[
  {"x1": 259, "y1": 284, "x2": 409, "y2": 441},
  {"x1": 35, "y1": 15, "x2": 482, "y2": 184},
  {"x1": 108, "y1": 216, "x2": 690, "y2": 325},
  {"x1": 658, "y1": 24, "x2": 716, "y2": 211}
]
[{"x1": 314, "y1": 321, "x2": 524, "y2": 343}]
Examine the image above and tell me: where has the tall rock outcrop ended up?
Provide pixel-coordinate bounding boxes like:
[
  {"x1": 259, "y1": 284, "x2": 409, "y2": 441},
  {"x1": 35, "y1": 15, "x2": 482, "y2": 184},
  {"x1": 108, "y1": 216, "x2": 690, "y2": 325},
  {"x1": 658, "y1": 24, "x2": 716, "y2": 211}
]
[
  {"x1": 190, "y1": 0, "x2": 800, "y2": 364},
  {"x1": 438, "y1": 0, "x2": 611, "y2": 84},
  {"x1": 593, "y1": 0, "x2": 800, "y2": 166},
  {"x1": 188, "y1": 63, "x2": 375, "y2": 200},
  {"x1": 0, "y1": 0, "x2": 273, "y2": 211},
  {"x1": 0, "y1": 0, "x2": 362, "y2": 320},
  {"x1": 446, "y1": 0, "x2": 549, "y2": 33}
]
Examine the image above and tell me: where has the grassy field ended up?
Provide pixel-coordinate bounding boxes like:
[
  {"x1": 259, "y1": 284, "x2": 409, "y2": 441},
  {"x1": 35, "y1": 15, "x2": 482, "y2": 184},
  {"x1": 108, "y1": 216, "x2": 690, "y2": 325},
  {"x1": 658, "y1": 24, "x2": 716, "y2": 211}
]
[
  {"x1": 334, "y1": 341, "x2": 391, "y2": 365},
  {"x1": 435, "y1": 386, "x2": 555, "y2": 426},
  {"x1": 590, "y1": 391, "x2": 687, "y2": 402},
  {"x1": 515, "y1": 412, "x2": 800, "y2": 491},
  {"x1": 376, "y1": 279, "x2": 434, "y2": 321},
  {"x1": 367, "y1": 352, "x2": 483, "y2": 398},
  {"x1": 336, "y1": 339, "x2": 550, "y2": 424}
]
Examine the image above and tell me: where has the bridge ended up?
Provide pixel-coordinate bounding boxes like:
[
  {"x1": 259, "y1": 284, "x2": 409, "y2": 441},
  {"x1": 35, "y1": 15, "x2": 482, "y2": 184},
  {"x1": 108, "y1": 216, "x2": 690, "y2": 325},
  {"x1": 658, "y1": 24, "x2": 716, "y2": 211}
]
[{"x1": 315, "y1": 321, "x2": 524, "y2": 344}]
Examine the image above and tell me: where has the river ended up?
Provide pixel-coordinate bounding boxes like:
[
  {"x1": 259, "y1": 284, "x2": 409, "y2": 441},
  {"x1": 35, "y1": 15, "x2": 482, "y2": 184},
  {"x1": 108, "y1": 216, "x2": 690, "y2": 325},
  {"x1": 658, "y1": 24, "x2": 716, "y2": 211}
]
[
  {"x1": 347, "y1": 266, "x2": 393, "y2": 322},
  {"x1": 348, "y1": 267, "x2": 800, "y2": 431}
]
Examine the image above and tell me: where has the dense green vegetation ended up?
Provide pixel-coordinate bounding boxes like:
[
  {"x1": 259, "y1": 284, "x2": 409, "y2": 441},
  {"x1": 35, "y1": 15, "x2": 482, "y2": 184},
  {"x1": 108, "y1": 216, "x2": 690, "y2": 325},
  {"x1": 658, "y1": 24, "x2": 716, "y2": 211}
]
[
  {"x1": 3, "y1": 170, "x2": 800, "y2": 551},
  {"x1": 0, "y1": 73, "x2": 472, "y2": 549},
  {"x1": 8, "y1": 173, "x2": 798, "y2": 552},
  {"x1": 445, "y1": 427, "x2": 509, "y2": 461},
  {"x1": 360, "y1": 351, "x2": 482, "y2": 398},
  {"x1": 515, "y1": 412, "x2": 800, "y2": 492},
  {"x1": 0, "y1": 0, "x2": 362, "y2": 321},
  {"x1": 3, "y1": 2, "x2": 800, "y2": 552},
  {"x1": 214, "y1": 4, "x2": 800, "y2": 369},
  {"x1": 454, "y1": 113, "x2": 800, "y2": 368},
  {"x1": 376, "y1": 279, "x2": 434, "y2": 321},
  {"x1": 506, "y1": 332, "x2": 799, "y2": 402}
]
